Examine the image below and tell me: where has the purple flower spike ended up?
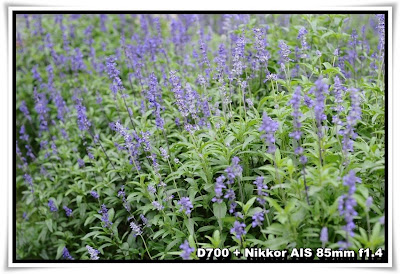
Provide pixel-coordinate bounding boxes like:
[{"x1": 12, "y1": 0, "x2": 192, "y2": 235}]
[
  {"x1": 179, "y1": 240, "x2": 194, "y2": 260},
  {"x1": 98, "y1": 204, "x2": 113, "y2": 228},
  {"x1": 86, "y1": 245, "x2": 100, "y2": 260},
  {"x1": 230, "y1": 221, "x2": 246, "y2": 239},
  {"x1": 251, "y1": 211, "x2": 265, "y2": 227},
  {"x1": 63, "y1": 206, "x2": 73, "y2": 217},
  {"x1": 48, "y1": 199, "x2": 58, "y2": 212},
  {"x1": 338, "y1": 170, "x2": 361, "y2": 249},
  {"x1": 90, "y1": 190, "x2": 99, "y2": 199},
  {"x1": 259, "y1": 112, "x2": 279, "y2": 154},
  {"x1": 62, "y1": 247, "x2": 74, "y2": 260},
  {"x1": 177, "y1": 197, "x2": 193, "y2": 215},
  {"x1": 320, "y1": 227, "x2": 328, "y2": 244}
]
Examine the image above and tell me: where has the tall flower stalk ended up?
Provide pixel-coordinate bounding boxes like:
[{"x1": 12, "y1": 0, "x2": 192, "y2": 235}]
[
  {"x1": 310, "y1": 77, "x2": 329, "y2": 167},
  {"x1": 338, "y1": 170, "x2": 361, "y2": 249},
  {"x1": 288, "y1": 86, "x2": 310, "y2": 205}
]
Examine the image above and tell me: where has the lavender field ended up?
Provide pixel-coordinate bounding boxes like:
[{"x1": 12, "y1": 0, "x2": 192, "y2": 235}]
[{"x1": 15, "y1": 13, "x2": 386, "y2": 261}]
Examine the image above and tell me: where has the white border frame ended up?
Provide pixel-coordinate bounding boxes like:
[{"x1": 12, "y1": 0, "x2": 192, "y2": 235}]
[{"x1": 7, "y1": 6, "x2": 393, "y2": 268}]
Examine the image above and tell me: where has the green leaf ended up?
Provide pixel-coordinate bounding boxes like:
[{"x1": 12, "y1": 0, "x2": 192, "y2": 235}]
[
  {"x1": 243, "y1": 197, "x2": 257, "y2": 215},
  {"x1": 45, "y1": 219, "x2": 53, "y2": 233},
  {"x1": 108, "y1": 208, "x2": 115, "y2": 222},
  {"x1": 213, "y1": 202, "x2": 227, "y2": 219},
  {"x1": 56, "y1": 244, "x2": 65, "y2": 260},
  {"x1": 184, "y1": 218, "x2": 195, "y2": 236}
]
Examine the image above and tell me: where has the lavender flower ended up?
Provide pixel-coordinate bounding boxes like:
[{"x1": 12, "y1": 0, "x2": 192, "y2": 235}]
[
  {"x1": 152, "y1": 201, "x2": 164, "y2": 211},
  {"x1": 71, "y1": 48, "x2": 86, "y2": 72},
  {"x1": 19, "y1": 126, "x2": 28, "y2": 141},
  {"x1": 75, "y1": 98, "x2": 91, "y2": 132},
  {"x1": 54, "y1": 93, "x2": 68, "y2": 121},
  {"x1": 179, "y1": 240, "x2": 194, "y2": 260},
  {"x1": 177, "y1": 197, "x2": 193, "y2": 215},
  {"x1": 259, "y1": 112, "x2": 279, "y2": 153},
  {"x1": 33, "y1": 89, "x2": 49, "y2": 133},
  {"x1": 251, "y1": 211, "x2": 265, "y2": 227},
  {"x1": 99, "y1": 14, "x2": 107, "y2": 32},
  {"x1": 230, "y1": 221, "x2": 246, "y2": 239},
  {"x1": 278, "y1": 40, "x2": 291, "y2": 63},
  {"x1": 130, "y1": 222, "x2": 142, "y2": 236},
  {"x1": 106, "y1": 56, "x2": 125, "y2": 94},
  {"x1": 224, "y1": 189, "x2": 236, "y2": 201},
  {"x1": 112, "y1": 122, "x2": 146, "y2": 169},
  {"x1": 304, "y1": 94, "x2": 314, "y2": 108},
  {"x1": 225, "y1": 157, "x2": 243, "y2": 184},
  {"x1": 86, "y1": 245, "x2": 100, "y2": 260},
  {"x1": 376, "y1": 14, "x2": 385, "y2": 52},
  {"x1": 300, "y1": 155, "x2": 308, "y2": 165},
  {"x1": 311, "y1": 77, "x2": 329, "y2": 139},
  {"x1": 63, "y1": 206, "x2": 73, "y2": 217},
  {"x1": 62, "y1": 247, "x2": 74, "y2": 260},
  {"x1": 78, "y1": 158, "x2": 85, "y2": 168},
  {"x1": 147, "y1": 185, "x2": 156, "y2": 194},
  {"x1": 246, "y1": 98, "x2": 253, "y2": 107},
  {"x1": 23, "y1": 173, "x2": 34, "y2": 193},
  {"x1": 140, "y1": 214, "x2": 149, "y2": 227},
  {"x1": 48, "y1": 199, "x2": 58, "y2": 212},
  {"x1": 334, "y1": 48, "x2": 339, "y2": 56},
  {"x1": 332, "y1": 76, "x2": 345, "y2": 125},
  {"x1": 160, "y1": 147, "x2": 169, "y2": 159},
  {"x1": 297, "y1": 27, "x2": 309, "y2": 52},
  {"x1": 338, "y1": 170, "x2": 361, "y2": 249},
  {"x1": 212, "y1": 175, "x2": 226, "y2": 203},
  {"x1": 31, "y1": 65, "x2": 42, "y2": 83},
  {"x1": 90, "y1": 190, "x2": 99, "y2": 199},
  {"x1": 19, "y1": 101, "x2": 32, "y2": 121},
  {"x1": 98, "y1": 204, "x2": 113, "y2": 228},
  {"x1": 253, "y1": 176, "x2": 268, "y2": 206},
  {"x1": 253, "y1": 28, "x2": 269, "y2": 65},
  {"x1": 288, "y1": 86, "x2": 303, "y2": 142},
  {"x1": 264, "y1": 73, "x2": 277, "y2": 82},
  {"x1": 320, "y1": 227, "x2": 328, "y2": 245},
  {"x1": 231, "y1": 35, "x2": 246, "y2": 77},
  {"x1": 341, "y1": 88, "x2": 361, "y2": 159}
]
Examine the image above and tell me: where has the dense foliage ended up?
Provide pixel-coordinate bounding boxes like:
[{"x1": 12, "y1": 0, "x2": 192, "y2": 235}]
[{"x1": 15, "y1": 13, "x2": 386, "y2": 260}]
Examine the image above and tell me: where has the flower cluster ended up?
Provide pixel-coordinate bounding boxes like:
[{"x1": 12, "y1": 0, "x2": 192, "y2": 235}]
[
  {"x1": 129, "y1": 221, "x2": 143, "y2": 236},
  {"x1": 90, "y1": 190, "x2": 99, "y2": 199},
  {"x1": 310, "y1": 77, "x2": 329, "y2": 139},
  {"x1": 23, "y1": 173, "x2": 34, "y2": 193},
  {"x1": 177, "y1": 197, "x2": 193, "y2": 215},
  {"x1": 338, "y1": 170, "x2": 361, "y2": 249},
  {"x1": 48, "y1": 199, "x2": 58, "y2": 212},
  {"x1": 117, "y1": 185, "x2": 131, "y2": 212},
  {"x1": 75, "y1": 98, "x2": 91, "y2": 132},
  {"x1": 331, "y1": 76, "x2": 346, "y2": 125},
  {"x1": 86, "y1": 245, "x2": 100, "y2": 260},
  {"x1": 297, "y1": 27, "x2": 309, "y2": 52},
  {"x1": 179, "y1": 240, "x2": 194, "y2": 260},
  {"x1": 62, "y1": 247, "x2": 74, "y2": 260},
  {"x1": 98, "y1": 204, "x2": 113, "y2": 228},
  {"x1": 230, "y1": 221, "x2": 246, "y2": 239},
  {"x1": 212, "y1": 157, "x2": 242, "y2": 214},
  {"x1": 259, "y1": 112, "x2": 279, "y2": 154},
  {"x1": 63, "y1": 206, "x2": 73, "y2": 217},
  {"x1": 341, "y1": 87, "x2": 362, "y2": 162},
  {"x1": 278, "y1": 40, "x2": 291, "y2": 63},
  {"x1": 253, "y1": 176, "x2": 268, "y2": 206}
]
